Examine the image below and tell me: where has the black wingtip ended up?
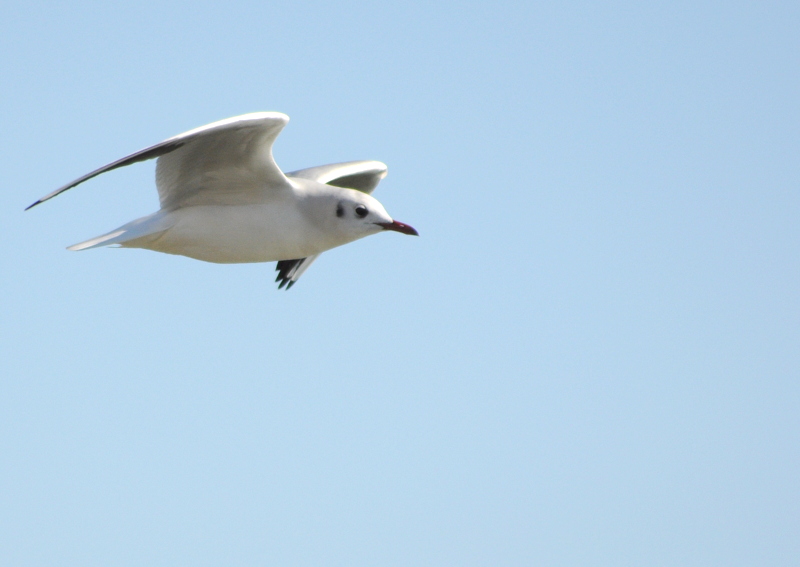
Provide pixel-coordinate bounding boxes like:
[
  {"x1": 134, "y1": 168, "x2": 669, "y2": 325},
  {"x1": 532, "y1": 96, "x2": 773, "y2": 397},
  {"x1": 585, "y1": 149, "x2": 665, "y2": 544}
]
[
  {"x1": 275, "y1": 258, "x2": 307, "y2": 290},
  {"x1": 275, "y1": 266, "x2": 291, "y2": 289},
  {"x1": 24, "y1": 139, "x2": 188, "y2": 213},
  {"x1": 24, "y1": 201, "x2": 40, "y2": 211}
]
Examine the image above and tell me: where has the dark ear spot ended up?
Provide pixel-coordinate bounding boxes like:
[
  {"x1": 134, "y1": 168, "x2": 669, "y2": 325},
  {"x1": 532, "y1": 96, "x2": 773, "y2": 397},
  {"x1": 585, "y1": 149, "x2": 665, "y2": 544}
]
[{"x1": 336, "y1": 202, "x2": 344, "y2": 218}]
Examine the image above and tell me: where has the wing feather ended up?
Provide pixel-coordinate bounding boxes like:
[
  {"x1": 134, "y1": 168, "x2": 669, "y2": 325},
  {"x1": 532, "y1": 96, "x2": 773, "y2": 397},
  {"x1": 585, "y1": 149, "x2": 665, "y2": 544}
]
[
  {"x1": 285, "y1": 160, "x2": 387, "y2": 194},
  {"x1": 26, "y1": 112, "x2": 291, "y2": 211},
  {"x1": 25, "y1": 139, "x2": 185, "y2": 210},
  {"x1": 156, "y1": 112, "x2": 292, "y2": 209},
  {"x1": 275, "y1": 255, "x2": 321, "y2": 289}
]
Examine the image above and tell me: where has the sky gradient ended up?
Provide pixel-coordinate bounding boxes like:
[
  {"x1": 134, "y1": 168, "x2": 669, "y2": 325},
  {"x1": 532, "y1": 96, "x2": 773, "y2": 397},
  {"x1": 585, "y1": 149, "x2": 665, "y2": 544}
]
[{"x1": 1, "y1": 1, "x2": 798, "y2": 565}]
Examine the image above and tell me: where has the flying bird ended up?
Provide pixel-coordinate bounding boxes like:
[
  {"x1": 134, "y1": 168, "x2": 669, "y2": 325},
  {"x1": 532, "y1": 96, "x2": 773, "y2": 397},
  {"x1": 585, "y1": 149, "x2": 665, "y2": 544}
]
[{"x1": 26, "y1": 112, "x2": 418, "y2": 289}]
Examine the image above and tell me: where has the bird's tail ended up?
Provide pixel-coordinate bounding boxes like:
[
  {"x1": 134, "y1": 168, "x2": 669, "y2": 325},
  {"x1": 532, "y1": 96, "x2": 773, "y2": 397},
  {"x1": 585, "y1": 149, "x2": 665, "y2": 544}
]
[{"x1": 68, "y1": 212, "x2": 172, "y2": 251}]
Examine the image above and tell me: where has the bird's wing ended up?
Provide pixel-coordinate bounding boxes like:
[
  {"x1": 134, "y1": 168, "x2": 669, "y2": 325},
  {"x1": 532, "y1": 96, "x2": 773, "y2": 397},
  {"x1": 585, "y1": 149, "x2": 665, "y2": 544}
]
[
  {"x1": 26, "y1": 112, "x2": 292, "y2": 211},
  {"x1": 155, "y1": 112, "x2": 292, "y2": 209},
  {"x1": 274, "y1": 161, "x2": 388, "y2": 289},
  {"x1": 275, "y1": 255, "x2": 321, "y2": 289},
  {"x1": 285, "y1": 160, "x2": 387, "y2": 194}
]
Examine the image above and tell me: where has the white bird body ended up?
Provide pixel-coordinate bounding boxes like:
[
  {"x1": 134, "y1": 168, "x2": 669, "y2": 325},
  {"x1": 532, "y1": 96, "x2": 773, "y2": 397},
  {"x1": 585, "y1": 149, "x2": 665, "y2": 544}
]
[
  {"x1": 137, "y1": 203, "x2": 318, "y2": 264},
  {"x1": 27, "y1": 112, "x2": 417, "y2": 288}
]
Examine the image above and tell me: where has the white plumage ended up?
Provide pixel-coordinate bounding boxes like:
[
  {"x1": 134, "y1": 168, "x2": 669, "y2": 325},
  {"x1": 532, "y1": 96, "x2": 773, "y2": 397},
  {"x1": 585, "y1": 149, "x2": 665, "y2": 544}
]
[{"x1": 27, "y1": 112, "x2": 418, "y2": 289}]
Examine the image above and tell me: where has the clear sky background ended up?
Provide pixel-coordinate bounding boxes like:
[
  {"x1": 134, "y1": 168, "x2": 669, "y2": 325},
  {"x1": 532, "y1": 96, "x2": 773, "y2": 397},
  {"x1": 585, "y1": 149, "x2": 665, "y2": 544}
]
[{"x1": 1, "y1": 1, "x2": 798, "y2": 565}]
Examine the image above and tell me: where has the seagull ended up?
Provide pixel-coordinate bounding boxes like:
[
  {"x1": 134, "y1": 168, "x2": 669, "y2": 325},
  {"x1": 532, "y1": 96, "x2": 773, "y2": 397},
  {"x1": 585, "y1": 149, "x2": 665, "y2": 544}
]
[{"x1": 26, "y1": 112, "x2": 418, "y2": 289}]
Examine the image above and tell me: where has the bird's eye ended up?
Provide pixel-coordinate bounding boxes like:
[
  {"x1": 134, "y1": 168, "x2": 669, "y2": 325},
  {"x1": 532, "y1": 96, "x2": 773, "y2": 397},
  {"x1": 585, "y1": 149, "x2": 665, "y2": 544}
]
[{"x1": 355, "y1": 205, "x2": 368, "y2": 218}]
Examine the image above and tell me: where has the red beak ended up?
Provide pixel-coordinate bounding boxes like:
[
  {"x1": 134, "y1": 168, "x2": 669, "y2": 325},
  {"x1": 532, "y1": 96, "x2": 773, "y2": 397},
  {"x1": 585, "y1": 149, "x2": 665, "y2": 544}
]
[{"x1": 376, "y1": 220, "x2": 419, "y2": 236}]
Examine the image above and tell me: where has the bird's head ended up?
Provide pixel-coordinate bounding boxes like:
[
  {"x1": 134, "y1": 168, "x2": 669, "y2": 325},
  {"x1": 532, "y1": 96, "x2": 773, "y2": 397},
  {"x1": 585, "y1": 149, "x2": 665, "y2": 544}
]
[{"x1": 332, "y1": 190, "x2": 418, "y2": 239}]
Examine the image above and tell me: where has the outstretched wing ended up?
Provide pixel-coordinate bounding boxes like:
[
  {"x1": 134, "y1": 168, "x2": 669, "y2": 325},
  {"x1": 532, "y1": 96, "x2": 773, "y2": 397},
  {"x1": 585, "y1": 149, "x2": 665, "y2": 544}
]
[
  {"x1": 275, "y1": 256, "x2": 321, "y2": 290},
  {"x1": 276, "y1": 161, "x2": 388, "y2": 289},
  {"x1": 26, "y1": 112, "x2": 292, "y2": 211},
  {"x1": 285, "y1": 160, "x2": 387, "y2": 194},
  {"x1": 156, "y1": 113, "x2": 291, "y2": 209}
]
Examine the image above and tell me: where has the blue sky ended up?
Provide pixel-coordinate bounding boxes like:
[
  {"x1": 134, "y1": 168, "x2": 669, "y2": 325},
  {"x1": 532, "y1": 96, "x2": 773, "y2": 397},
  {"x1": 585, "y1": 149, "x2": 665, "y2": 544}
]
[{"x1": 1, "y1": 1, "x2": 798, "y2": 565}]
